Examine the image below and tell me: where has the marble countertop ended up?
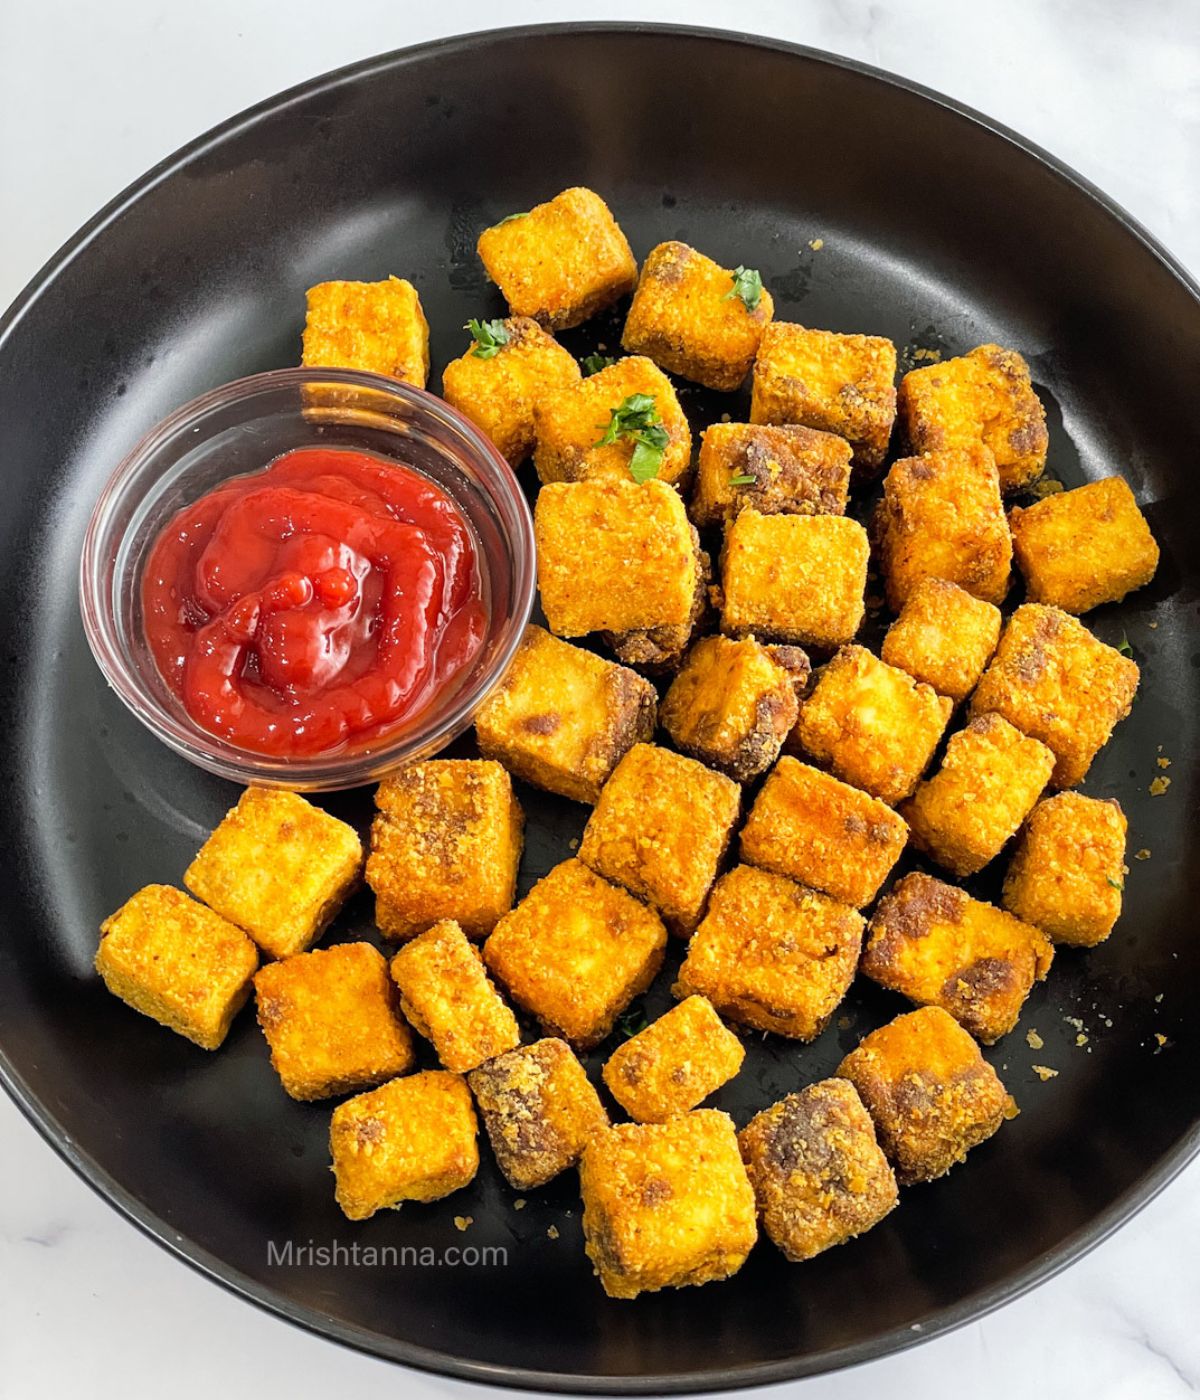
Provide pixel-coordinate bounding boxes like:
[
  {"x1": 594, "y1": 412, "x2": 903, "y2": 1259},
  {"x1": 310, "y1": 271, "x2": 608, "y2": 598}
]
[{"x1": 2, "y1": 2, "x2": 1198, "y2": 1397}]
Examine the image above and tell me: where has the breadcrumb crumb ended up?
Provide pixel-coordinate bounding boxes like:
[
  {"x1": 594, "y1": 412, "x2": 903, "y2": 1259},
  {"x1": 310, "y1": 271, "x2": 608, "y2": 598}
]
[
  {"x1": 1032, "y1": 1065, "x2": 1058, "y2": 1081},
  {"x1": 1026, "y1": 1029, "x2": 1044, "y2": 1050},
  {"x1": 1149, "y1": 776, "x2": 1171, "y2": 796}
]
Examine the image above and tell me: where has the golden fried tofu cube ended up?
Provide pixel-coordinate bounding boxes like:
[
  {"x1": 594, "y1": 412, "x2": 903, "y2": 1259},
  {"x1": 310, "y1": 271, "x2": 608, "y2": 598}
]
[
  {"x1": 483, "y1": 860, "x2": 666, "y2": 1049},
  {"x1": 719, "y1": 510, "x2": 868, "y2": 648},
  {"x1": 739, "y1": 757, "x2": 907, "y2": 907},
  {"x1": 440, "y1": 316, "x2": 581, "y2": 465},
  {"x1": 366, "y1": 760, "x2": 523, "y2": 941},
  {"x1": 579, "y1": 1110, "x2": 758, "y2": 1299},
  {"x1": 534, "y1": 479, "x2": 702, "y2": 638},
  {"x1": 1009, "y1": 476, "x2": 1160, "y2": 614},
  {"x1": 675, "y1": 865, "x2": 863, "y2": 1040},
  {"x1": 96, "y1": 885, "x2": 258, "y2": 1050},
  {"x1": 477, "y1": 187, "x2": 637, "y2": 331},
  {"x1": 602, "y1": 996, "x2": 745, "y2": 1123},
  {"x1": 184, "y1": 788, "x2": 363, "y2": 960},
  {"x1": 389, "y1": 920, "x2": 519, "y2": 1073},
  {"x1": 738, "y1": 1079, "x2": 898, "y2": 1261},
  {"x1": 254, "y1": 942, "x2": 414, "y2": 1101},
  {"x1": 750, "y1": 323, "x2": 897, "y2": 473},
  {"x1": 898, "y1": 343, "x2": 1048, "y2": 492},
  {"x1": 1002, "y1": 792, "x2": 1128, "y2": 947},
  {"x1": 690, "y1": 422, "x2": 852, "y2": 527},
  {"x1": 578, "y1": 744, "x2": 741, "y2": 935},
  {"x1": 861, "y1": 872, "x2": 1053, "y2": 1043},
  {"x1": 620, "y1": 241, "x2": 775, "y2": 391},
  {"x1": 791, "y1": 645, "x2": 953, "y2": 805},
  {"x1": 301, "y1": 276, "x2": 429, "y2": 387},
  {"x1": 603, "y1": 544, "x2": 713, "y2": 675},
  {"x1": 880, "y1": 578, "x2": 1002, "y2": 703},
  {"x1": 836, "y1": 1007, "x2": 1015, "y2": 1184},
  {"x1": 330, "y1": 1070, "x2": 478, "y2": 1221},
  {"x1": 970, "y1": 604, "x2": 1140, "y2": 788}
]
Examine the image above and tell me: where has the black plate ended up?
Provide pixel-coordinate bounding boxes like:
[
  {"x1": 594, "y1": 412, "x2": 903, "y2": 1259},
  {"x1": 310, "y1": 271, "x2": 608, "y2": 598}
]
[{"x1": 1, "y1": 23, "x2": 1198, "y2": 1393}]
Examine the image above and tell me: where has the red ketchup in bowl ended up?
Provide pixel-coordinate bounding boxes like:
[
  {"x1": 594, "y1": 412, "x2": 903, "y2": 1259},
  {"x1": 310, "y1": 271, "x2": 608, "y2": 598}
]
[{"x1": 142, "y1": 447, "x2": 486, "y2": 757}]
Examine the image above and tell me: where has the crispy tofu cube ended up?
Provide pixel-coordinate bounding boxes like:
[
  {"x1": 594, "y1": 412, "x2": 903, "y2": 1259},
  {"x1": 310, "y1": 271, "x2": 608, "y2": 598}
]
[
  {"x1": 579, "y1": 1110, "x2": 758, "y2": 1299},
  {"x1": 95, "y1": 885, "x2": 258, "y2": 1050},
  {"x1": 253, "y1": 942, "x2": 414, "y2": 1101},
  {"x1": 366, "y1": 760, "x2": 522, "y2": 941},
  {"x1": 184, "y1": 788, "x2": 362, "y2": 960},
  {"x1": 1002, "y1": 792, "x2": 1128, "y2": 947},
  {"x1": 301, "y1": 277, "x2": 429, "y2": 388},
  {"x1": 477, "y1": 187, "x2": 637, "y2": 331},
  {"x1": 475, "y1": 625, "x2": 656, "y2": 803},
  {"x1": 738, "y1": 1079, "x2": 898, "y2": 1261},
  {"x1": 690, "y1": 422, "x2": 852, "y2": 527},
  {"x1": 483, "y1": 860, "x2": 667, "y2": 1049},
  {"x1": 791, "y1": 645, "x2": 953, "y2": 805},
  {"x1": 898, "y1": 343, "x2": 1048, "y2": 492},
  {"x1": 620, "y1": 241, "x2": 775, "y2": 391},
  {"x1": 674, "y1": 864, "x2": 863, "y2": 1040},
  {"x1": 750, "y1": 323, "x2": 897, "y2": 473},
  {"x1": 836, "y1": 1006, "x2": 1015, "y2": 1184},
  {"x1": 440, "y1": 316, "x2": 581, "y2": 465},
  {"x1": 970, "y1": 604, "x2": 1140, "y2": 788},
  {"x1": 1009, "y1": 476, "x2": 1160, "y2": 613},
  {"x1": 881, "y1": 578, "x2": 1002, "y2": 703},
  {"x1": 578, "y1": 744, "x2": 741, "y2": 935},
  {"x1": 330, "y1": 1070, "x2": 478, "y2": 1221},
  {"x1": 389, "y1": 920, "x2": 519, "y2": 1073},
  {"x1": 719, "y1": 510, "x2": 869, "y2": 648},
  {"x1": 468, "y1": 1038, "x2": 610, "y2": 1189},
  {"x1": 603, "y1": 545, "x2": 713, "y2": 675},
  {"x1": 861, "y1": 872, "x2": 1054, "y2": 1043},
  {"x1": 602, "y1": 996, "x2": 745, "y2": 1123},
  {"x1": 739, "y1": 756, "x2": 908, "y2": 907}
]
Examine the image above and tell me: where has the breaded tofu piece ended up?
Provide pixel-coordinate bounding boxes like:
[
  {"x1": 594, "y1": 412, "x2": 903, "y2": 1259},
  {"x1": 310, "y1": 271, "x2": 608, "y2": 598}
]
[
  {"x1": 579, "y1": 1110, "x2": 758, "y2": 1299},
  {"x1": 534, "y1": 479, "x2": 702, "y2": 638},
  {"x1": 602, "y1": 996, "x2": 746, "y2": 1123},
  {"x1": 861, "y1": 872, "x2": 1054, "y2": 1043},
  {"x1": 898, "y1": 343, "x2": 1048, "y2": 493},
  {"x1": 900, "y1": 713, "x2": 1055, "y2": 877},
  {"x1": 301, "y1": 276, "x2": 430, "y2": 388},
  {"x1": 750, "y1": 323, "x2": 897, "y2": 473},
  {"x1": 1009, "y1": 475, "x2": 1160, "y2": 613},
  {"x1": 660, "y1": 635, "x2": 808, "y2": 782},
  {"x1": 674, "y1": 864, "x2": 864, "y2": 1040},
  {"x1": 739, "y1": 756, "x2": 908, "y2": 907},
  {"x1": 603, "y1": 544, "x2": 713, "y2": 675},
  {"x1": 475, "y1": 625, "x2": 656, "y2": 803},
  {"x1": 468, "y1": 1038, "x2": 610, "y2": 1189},
  {"x1": 719, "y1": 510, "x2": 869, "y2": 648},
  {"x1": 184, "y1": 788, "x2": 363, "y2": 960},
  {"x1": 483, "y1": 860, "x2": 667, "y2": 1049},
  {"x1": 738, "y1": 1079, "x2": 898, "y2": 1262},
  {"x1": 532, "y1": 355, "x2": 692, "y2": 488},
  {"x1": 389, "y1": 920, "x2": 519, "y2": 1073},
  {"x1": 1002, "y1": 792, "x2": 1128, "y2": 947},
  {"x1": 440, "y1": 316, "x2": 581, "y2": 464},
  {"x1": 881, "y1": 578, "x2": 1002, "y2": 703},
  {"x1": 836, "y1": 1006, "x2": 1015, "y2": 1184},
  {"x1": 791, "y1": 645, "x2": 953, "y2": 805},
  {"x1": 253, "y1": 942, "x2": 414, "y2": 1101},
  {"x1": 477, "y1": 187, "x2": 637, "y2": 331},
  {"x1": 970, "y1": 604, "x2": 1140, "y2": 788},
  {"x1": 875, "y1": 444, "x2": 1012, "y2": 610},
  {"x1": 690, "y1": 422, "x2": 852, "y2": 527},
  {"x1": 578, "y1": 744, "x2": 741, "y2": 935},
  {"x1": 367, "y1": 760, "x2": 523, "y2": 941},
  {"x1": 96, "y1": 885, "x2": 258, "y2": 1050},
  {"x1": 330, "y1": 1071, "x2": 478, "y2": 1221},
  {"x1": 620, "y1": 240, "x2": 775, "y2": 391}
]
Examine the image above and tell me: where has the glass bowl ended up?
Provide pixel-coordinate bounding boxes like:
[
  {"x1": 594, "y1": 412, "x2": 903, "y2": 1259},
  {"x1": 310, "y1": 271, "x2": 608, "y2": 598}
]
[{"x1": 79, "y1": 367, "x2": 536, "y2": 791}]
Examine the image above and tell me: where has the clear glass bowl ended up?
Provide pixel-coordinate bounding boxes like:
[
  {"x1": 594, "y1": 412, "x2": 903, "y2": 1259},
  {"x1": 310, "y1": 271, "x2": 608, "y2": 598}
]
[{"x1": 79, "y1": 367, "x2": 536, "y2": 791}]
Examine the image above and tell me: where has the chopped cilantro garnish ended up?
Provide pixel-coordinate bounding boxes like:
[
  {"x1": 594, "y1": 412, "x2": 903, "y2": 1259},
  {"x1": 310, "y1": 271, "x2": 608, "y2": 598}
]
[
  {"x1": 466, "y1": 318, "x2": 509, "y2": 359},
  {"x1": 1115, "y1": 632, "x2": 1134, "y2": 657},
  {"x1": 617, "y1": 1008, "x2": 647, "y2": 1039},
  {"x1": 496, "y1": 211, "x2": 529, "y2": 225},
  {"x1": 1107, "y1": 876, "x2": 1125, "y2": 892},
  {"x1": 725, "y1": 265, "x2": 764, "y2": 312},
  {"x1": 596, "y1": 393, "x2": 669, "y2": 482},
  {"x1": 582, "y1": 353, "x2": 617, "y2": 376},
  {"x1": 729, "y1": 472, "x2": 756, "y2": 486}
]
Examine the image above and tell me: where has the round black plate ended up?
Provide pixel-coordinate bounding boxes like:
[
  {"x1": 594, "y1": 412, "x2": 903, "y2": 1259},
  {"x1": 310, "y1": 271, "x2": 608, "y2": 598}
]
[{"x1": 1, "y1": 23, "x2": 1198, "y2": 1394}]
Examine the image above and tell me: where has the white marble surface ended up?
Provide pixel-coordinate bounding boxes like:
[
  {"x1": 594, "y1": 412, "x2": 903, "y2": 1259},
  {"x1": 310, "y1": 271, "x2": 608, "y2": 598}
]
[{"x1": 1, "y1": 2, "x2": 1199, "y2": 1397}]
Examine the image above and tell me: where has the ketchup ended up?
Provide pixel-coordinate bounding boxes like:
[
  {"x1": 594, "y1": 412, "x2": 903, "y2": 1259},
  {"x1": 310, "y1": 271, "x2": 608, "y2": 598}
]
[{"x1": 142, "y1": 447, "x2": 487, "y2": 757}]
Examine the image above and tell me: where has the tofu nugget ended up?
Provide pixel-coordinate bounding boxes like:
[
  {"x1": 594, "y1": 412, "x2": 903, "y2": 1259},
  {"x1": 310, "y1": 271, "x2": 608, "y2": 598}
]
[
  {"x1": 690, "y1": 422, "x2": 852, "y2": 526},
  {"x1": 301, "y1": 276, "x2": 429, "y2": 387},
  {"x1": 603, "y1": 544, "x2": 713, "y2": 675},
  {"x1": 881, "y1": 577, "x2": 1002, "y2": 703}
]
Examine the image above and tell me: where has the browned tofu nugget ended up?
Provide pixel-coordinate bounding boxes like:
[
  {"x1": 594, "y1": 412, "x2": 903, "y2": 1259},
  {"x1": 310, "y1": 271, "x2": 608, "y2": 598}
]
[
  {"x1": 301, "y1": 276, "x2": 430, "y2": 387},
  {"x1": 881, "y1": 578, "x2": 1002, "y2": 703},
  {"x1": 690, "y1": 422, "x2": 852, "y2": 526}
]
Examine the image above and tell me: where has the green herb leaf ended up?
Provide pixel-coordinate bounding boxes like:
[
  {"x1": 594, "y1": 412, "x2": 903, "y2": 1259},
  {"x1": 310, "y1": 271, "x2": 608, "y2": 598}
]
[
  {"x1": 724, "y1": 265, "x2": 764, "y2": 312},
  {"x1": 582, "y1": 353, "x2": 617, "y2": 376},
  {"x1": 617, "y1": 1008, "x2": 647, "y2": 1039},
  {"x1": 466, "y1": 318, "x2": 509, "y2": 359},
  {"x1": 729, "y1": 472, "x2": 756, "y2": 486},
  {"x1": 1115, "y1": 632, "x2": 1134, "y2": 657},
  {"x1": 595, "y1": 393, "x2": 669, "y2": 481},
  {"x1": 1107, "y1": 876, "x2": 1125, "y2": 891},
  {"x1": 496, "y1": 211, "x2": 529, "y2": 225}
]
